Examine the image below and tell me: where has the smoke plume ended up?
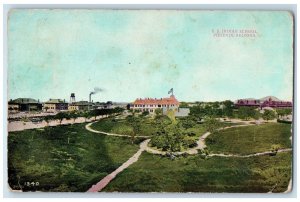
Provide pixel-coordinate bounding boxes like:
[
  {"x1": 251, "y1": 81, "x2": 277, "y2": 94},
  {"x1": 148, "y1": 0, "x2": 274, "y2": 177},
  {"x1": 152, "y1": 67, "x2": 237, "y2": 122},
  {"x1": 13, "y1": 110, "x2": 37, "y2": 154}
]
[{"x1": 90, "y1": 87, "x2": 104, "y2": 95}]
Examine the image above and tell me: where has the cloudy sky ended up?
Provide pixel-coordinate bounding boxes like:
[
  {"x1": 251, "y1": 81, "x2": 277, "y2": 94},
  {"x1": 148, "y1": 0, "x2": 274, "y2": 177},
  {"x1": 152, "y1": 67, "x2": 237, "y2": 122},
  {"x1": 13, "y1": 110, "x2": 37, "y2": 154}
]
[{"x1": 8, "y1": 10, "x2": 293, "y2": 102}]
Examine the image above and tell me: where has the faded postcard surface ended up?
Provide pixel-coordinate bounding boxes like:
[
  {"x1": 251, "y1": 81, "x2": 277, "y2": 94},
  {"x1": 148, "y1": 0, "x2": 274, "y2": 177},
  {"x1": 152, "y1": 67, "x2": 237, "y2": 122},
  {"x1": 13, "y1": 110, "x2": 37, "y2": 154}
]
[{"x1": 7, "y1": 10, "x2": 293, "y2": 193}]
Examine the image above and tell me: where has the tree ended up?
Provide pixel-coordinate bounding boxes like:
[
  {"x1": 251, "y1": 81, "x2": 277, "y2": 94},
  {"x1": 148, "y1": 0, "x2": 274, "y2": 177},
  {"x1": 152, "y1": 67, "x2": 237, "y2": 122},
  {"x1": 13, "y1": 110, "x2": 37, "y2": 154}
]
[
  {"x1": 190, "y1": 105, "x2": 206, "y2": 121},
  {"x1": 82, "y1": 111, "x2": 92, "y2": 122},
  {"x1": 179, "y1": 102, "x2": 189, "y2": 108},
  {"x1": 179, "y1": 117, "x2": 196, "y2": 129},
  {"x1": 154, "y1": 108, "x2": 162, "y2": 117},
  {"x1": 237, "y1": 107, "x2": 256, "y2": 120},
  {"x1": 151, "y1": 122, "x2": 196, "y2": 152},
  {"x1": 126, "y1": 115, "x2": 142, "y2": 144},
  {"x1": 253, "y1": 110, "x2": 261, "y2": 120},
  {"x1": 90, "y1": 109, "x2": 99, "y2": 121},
  {"x1": 276, "y1": 108, "x2": 292, "y2": 118},
  {"x1": 204, "y1": 117, "x2": 221, "y2": 134},
  {"x1": 44, "y1": 115, "x2": 52, "y2": 127},
  {"x1": 141, "y1": 110, "x2": 150, "y2": 117},
  {"x1": 54, "y1": 112, "x2": 66, "y2": 125},
  {"x1": 166, "y1": 109, "x2": 176, "y2": 123},
  {"x1": 222, "y1": 100, "x2": 234, "y2": 118},
  {"x1": 112, "y1": 107, "x2": 125, "y2": 114},
  {"x1": 262, "y1": 109, "x2": 276, "y2": 121},
  {"x1": 68, "y1": 111, "x2": 77, "y2": 124}
]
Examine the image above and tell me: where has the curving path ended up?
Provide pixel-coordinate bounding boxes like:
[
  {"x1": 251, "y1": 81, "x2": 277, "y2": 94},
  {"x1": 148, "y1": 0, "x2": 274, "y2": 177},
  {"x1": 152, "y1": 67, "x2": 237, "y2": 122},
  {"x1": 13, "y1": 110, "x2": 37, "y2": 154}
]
[
  {"x1": 207, "y1": 148, "x2": 292, "y2": 158},
  {"x1": 144, "y1": 123, "x2": 257, "y2": 156},
  {"x1": 87, "y1": 139, "x2": 150, "y2": 192},
  {"x1": 85, "y1": 120, "x2": 293, "y2": 192}
]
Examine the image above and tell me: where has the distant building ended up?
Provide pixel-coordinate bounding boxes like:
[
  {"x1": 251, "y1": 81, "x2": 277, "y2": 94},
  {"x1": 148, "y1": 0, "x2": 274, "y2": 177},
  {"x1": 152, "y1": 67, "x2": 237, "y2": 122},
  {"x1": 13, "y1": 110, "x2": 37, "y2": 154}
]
[
  {"x1": 68, "y1": 101, "x2": 93, "y2": 111},
  {"x1": 163, "y1": 107, "x2": 190, "y2": 117},
  {"x1": 235, "y1": 96, "x2": 292, "y2": 109},
  {"x1": 8, "y1": 98, "x2": 42, "y2": 112},
  {"x1": 43, "y1": 99, "x2": 68, "y2": 112},
  {"x1": 132, "y1": 95, "x2": 180, "y2": 113},
  {"x1": 93, "y1": 101, "x2": 113, "y2": 109}
]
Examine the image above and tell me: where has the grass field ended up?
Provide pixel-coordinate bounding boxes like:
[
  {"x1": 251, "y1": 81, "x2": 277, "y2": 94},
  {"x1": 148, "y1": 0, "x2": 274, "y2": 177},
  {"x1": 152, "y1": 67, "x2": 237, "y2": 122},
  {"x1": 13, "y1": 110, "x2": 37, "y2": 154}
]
[
  {"x1": 91, "y1": 118, "x2": 156, "y2": 136},
  {"x1": 205, "y1": 123, "x2": 292, "y2": 155},
  {"x1": 91, "y1": 117, "x2": 209, "y2": 137},
  {"x1": 8, "y1": 123, "x2": 143, "y2": 192},
  {"x1": 103, "y1": 152, "x2": 292, "y2": 193}
]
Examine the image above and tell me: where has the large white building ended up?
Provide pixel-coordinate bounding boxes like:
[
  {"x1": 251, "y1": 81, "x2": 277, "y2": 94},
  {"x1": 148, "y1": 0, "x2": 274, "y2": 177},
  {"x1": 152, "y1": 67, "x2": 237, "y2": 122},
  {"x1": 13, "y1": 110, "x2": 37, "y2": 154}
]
[{"x1": 132, "y1": 95, "x2": 180, "y2": 113}]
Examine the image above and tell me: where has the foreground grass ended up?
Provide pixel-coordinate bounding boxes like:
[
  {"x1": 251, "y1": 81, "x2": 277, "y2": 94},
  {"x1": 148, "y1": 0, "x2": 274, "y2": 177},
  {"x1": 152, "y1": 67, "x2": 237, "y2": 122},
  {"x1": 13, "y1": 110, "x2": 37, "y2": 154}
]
[
  {"x1": 206, "y1": 123, "x2": 292, "y2": 155},
  {"x1": 8, "y1": 123, "x2": 142, "y2": 192},
  {"x1": 103, "y1": 152, "x2": 292, "y2": 193}
]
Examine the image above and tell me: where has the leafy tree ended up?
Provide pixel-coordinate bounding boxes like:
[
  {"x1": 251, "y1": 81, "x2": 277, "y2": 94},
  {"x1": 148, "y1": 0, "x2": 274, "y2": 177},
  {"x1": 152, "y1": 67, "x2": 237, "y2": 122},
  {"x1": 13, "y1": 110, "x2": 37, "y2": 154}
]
[
  {"x1": 179, "y1": 102, "x2": 189, "y2": 108},
  {"x1": 253, "y1": 110, "x2": 261, "y2": 120},
  {"x1": 179, "y1": 117, "x2": 196, "y2": 129},
  {"x1": 126, "y1": 115, "x2": 142, "y2": 144},
  {"x1": 166, "y1": 109, "x2": 176, "y2": 123},
  {"x1": 237, "y1": 107, "x2": 256, "y2": 120},
  {"x1": 151, "y1": 122, "x2": 196, "y2": 152},
  {"x1": 89, "y1": 109, "x2": 99, "y2": 121},
  {"x1": 54, "y1": 112, "x2": 66, "y2": 125},
  {"x1": 44, "y1": 115, "x2": 52, "y2": 126},
  {"x1": 212, "y1": 101, "x2": 220, "y2": 109},
  {"x1": 190, "y1": 106, "x2": 206, "y2": 121},
  {"x1": 262, "y1": 109, "x2": 276, "y2": 121},
  {"x1": 222, "y1": 100, "x2": 234, "y2": 118},
  {"x1": 276, "y1": 108, "x2": 292, "y2": 118},
  {"x1": 68, "y1": 111, "x2": 77, "y2": 123},
  {"x1": 113, "y1": 107, "x2": 125, "y2": 114},
  {"x1": 141, "y1": 111, "x2": 150, "y2": 117},
  {"x1": 204, "y1": 117, "x2": 221, "y2": 134},
  {"x1": 82, "y1": 111, "x2": 92, "y2": 122},
  {"x1": 154, "y1": 108, "x2": 162, "y2": 117}
]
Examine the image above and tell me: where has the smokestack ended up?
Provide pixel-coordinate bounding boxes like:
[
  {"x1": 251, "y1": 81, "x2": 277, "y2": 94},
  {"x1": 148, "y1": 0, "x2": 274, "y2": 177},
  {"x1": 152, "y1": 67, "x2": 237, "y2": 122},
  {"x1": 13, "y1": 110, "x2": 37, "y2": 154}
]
[{"x1": 89, "y1": 92, "x2": 93, "y2": 103}]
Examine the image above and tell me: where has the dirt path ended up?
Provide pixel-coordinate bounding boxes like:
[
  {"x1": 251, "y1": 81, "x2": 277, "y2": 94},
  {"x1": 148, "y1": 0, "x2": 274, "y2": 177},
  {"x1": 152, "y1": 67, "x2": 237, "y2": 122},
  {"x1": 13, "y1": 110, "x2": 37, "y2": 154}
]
[
  {"x1": 87, "y1": 139, "x2": 150, "y2": 192},
  {"x1": 145, "y1": 122, "x2": 255, "y2": 156},
  {"x1": 8, "y1": 116, "x2": 107, "y2": 132},
  {"x1": 85, "y1": 122, "x2": 149, "y2": 138},
  {"x1": 85, "y1": 120, "x2": 292, "y2": 192},
  {"x1": 207, "y1": 148, "x2": 292, "y2": 158}
]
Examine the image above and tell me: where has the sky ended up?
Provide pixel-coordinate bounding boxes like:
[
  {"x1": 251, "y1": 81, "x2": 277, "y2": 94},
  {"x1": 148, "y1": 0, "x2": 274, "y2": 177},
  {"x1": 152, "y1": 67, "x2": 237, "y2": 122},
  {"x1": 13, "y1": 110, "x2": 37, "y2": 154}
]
[{"x1": 8, "y1": 10, "x2": 294, "y2": 102}]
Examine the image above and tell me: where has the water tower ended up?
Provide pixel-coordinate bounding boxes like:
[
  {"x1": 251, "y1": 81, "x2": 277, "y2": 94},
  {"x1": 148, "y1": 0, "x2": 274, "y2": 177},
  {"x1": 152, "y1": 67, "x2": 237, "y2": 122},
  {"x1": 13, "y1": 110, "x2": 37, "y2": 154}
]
[{"x1": 70, "y1": 93, "x2": 76, "y2": 103}]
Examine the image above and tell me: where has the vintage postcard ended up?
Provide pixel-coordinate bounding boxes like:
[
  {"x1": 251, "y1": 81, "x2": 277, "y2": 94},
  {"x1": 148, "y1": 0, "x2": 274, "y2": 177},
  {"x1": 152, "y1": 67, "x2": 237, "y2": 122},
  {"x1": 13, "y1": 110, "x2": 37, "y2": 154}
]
[{"x1": 7, "y1": 10, "x2": 294, "y2": 193}]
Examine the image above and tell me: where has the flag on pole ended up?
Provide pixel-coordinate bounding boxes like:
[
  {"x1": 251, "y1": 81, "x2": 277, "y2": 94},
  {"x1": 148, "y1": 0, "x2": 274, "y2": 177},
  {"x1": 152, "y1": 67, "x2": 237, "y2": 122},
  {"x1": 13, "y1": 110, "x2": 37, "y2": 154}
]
[{"x1": 168, "y1": 88, "x2": 173, "y2": 95}]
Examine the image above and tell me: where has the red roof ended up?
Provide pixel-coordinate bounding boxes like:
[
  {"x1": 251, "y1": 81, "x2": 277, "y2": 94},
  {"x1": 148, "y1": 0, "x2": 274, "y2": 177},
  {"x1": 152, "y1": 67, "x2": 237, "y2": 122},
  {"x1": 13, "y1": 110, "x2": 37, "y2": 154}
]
[{"x1": 133, "y1": 95, "x2": 179, "y2": 105}]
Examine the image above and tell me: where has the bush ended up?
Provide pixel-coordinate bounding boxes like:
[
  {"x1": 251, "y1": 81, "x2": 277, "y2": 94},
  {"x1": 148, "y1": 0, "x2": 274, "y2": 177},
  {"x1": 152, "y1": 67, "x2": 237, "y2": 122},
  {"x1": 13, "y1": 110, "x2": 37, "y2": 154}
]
[{"x1": 277, "y1": 119, "x2": 292, "y2": 124}]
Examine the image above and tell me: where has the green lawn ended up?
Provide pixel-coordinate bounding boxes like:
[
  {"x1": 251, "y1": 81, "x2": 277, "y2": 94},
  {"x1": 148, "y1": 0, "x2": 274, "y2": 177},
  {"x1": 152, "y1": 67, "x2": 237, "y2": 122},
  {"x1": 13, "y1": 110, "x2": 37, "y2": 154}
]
[
  {"x1": 8, "y1": 123, "x2": 142, "y2": 192},
  {"x1": 206, "y1": 123, "x2": 292, "y2": 155},
  {"x1": 91, "y1": 117, "x2": 219, "y2": 138},
  {"x1": 103, "y1": 152, "x2": 292, "y2": 193},
  {"x1": 91, "y1": 118, "x2": 157, "y2": 136}
]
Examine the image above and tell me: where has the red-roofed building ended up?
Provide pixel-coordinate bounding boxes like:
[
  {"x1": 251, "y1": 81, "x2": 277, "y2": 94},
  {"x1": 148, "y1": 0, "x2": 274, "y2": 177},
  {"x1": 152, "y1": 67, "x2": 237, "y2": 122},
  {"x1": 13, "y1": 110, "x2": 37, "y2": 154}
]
[
  {"x1": 132, "y1": 95, "x2": 180, "y2": 113},
  {"x1": 235, "y1": 96, "x2": 292, "y2": 109}
]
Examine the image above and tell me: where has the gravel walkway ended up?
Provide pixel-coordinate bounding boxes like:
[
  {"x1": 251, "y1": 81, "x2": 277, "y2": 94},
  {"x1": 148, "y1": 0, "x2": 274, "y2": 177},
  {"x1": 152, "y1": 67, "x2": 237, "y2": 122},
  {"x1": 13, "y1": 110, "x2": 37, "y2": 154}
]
[{"x1": 87, "y1": 139, "x2": 150, "y2": 192}]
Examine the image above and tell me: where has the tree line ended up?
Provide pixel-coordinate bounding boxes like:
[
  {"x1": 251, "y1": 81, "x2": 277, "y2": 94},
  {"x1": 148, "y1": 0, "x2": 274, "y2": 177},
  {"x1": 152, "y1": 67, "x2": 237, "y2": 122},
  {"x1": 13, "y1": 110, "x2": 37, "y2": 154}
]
[{"x1": 43, "y1": 107, "x2": 125, "y2": 125}]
